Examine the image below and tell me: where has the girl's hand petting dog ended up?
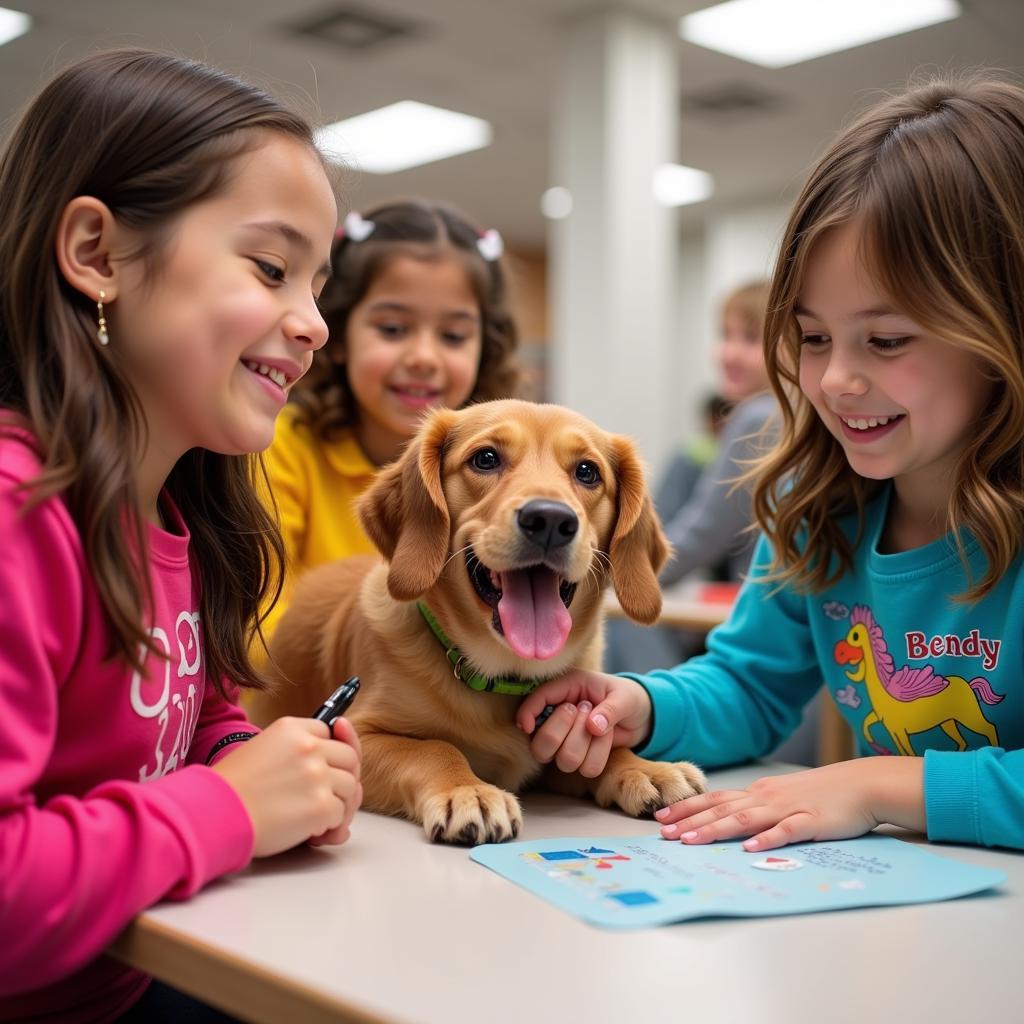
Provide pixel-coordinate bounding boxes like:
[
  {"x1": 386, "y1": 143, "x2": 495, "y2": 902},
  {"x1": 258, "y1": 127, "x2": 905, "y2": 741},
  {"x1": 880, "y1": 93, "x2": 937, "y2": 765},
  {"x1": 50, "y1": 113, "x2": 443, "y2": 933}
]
[{"x1": 517, "y1": 669, "x2": 654, "y2": 777}]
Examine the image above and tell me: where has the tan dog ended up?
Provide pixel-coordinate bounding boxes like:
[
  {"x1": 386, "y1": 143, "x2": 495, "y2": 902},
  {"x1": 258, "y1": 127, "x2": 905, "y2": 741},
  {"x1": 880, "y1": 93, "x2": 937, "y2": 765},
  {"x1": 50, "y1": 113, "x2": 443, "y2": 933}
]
[{"x1": 252, "y1": 400, "x2": 706, "y2": 843}]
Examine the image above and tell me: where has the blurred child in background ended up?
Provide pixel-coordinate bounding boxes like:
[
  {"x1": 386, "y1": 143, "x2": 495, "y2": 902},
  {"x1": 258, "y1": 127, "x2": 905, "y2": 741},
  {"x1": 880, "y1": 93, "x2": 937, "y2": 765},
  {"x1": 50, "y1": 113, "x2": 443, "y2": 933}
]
[{"x1": 604, "y1": 280, "x2": 776, "y2": 673}]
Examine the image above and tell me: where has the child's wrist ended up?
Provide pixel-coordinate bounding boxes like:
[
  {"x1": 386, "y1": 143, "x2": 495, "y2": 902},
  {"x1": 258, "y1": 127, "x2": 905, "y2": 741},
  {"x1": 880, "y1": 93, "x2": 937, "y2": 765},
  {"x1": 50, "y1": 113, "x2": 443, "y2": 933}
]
[
  {"x1": 865, "y1": 756, "x2": 926, "y2": 831},
  {"x1": 629, "y1": 680, "x2": 655, "y2": 747},
  {"x1": 205, "y1": 731, "x2": 257, "y2": 765}
]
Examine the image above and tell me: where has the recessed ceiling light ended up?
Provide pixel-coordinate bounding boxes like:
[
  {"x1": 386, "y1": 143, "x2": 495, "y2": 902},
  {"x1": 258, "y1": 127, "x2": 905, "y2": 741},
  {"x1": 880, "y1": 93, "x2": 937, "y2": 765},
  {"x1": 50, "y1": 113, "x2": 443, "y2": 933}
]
[
  {"x1": 0, "y1": 6, "x2": 31, "y2": 48},
  {"x1": 540, "y1": 187, "x2": 573, "y2": 220},
  {"x1": 680, "y1": 0, "x2": 961, "y2": 68},
  {"x1": 289, "y1": 4, "x2": 420, "y2": 52},
  {"x1": 316, "y1": 101, "x2": 492, "y2": 174},
  {"x1": 653, "y1": 164, "x2": 714, "y2": 207}
]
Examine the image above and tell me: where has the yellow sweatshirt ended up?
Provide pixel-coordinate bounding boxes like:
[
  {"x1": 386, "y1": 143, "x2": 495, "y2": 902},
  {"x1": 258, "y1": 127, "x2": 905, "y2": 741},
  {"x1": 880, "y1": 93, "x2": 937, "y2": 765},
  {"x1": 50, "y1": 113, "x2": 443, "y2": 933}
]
[{"x1": 259, "y1": 405, "x2": 378, "y2": 646}]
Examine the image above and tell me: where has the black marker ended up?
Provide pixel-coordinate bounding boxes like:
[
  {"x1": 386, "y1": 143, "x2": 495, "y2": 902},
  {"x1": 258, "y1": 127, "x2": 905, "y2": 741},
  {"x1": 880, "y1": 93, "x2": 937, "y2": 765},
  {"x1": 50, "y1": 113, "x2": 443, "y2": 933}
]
[{"x1": 311, "y1": 676, "x2": 360, "y2": 728}]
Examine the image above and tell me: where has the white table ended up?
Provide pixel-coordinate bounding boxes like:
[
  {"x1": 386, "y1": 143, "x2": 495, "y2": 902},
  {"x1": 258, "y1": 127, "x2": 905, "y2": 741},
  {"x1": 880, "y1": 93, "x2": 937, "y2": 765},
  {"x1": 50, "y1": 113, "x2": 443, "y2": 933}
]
[
  {"x1": 603, "y1": 580, "x2": 736, "y2": 632},
  {"x1": 109, "y1": 763, "x2": 1022, "y2": 1024}
]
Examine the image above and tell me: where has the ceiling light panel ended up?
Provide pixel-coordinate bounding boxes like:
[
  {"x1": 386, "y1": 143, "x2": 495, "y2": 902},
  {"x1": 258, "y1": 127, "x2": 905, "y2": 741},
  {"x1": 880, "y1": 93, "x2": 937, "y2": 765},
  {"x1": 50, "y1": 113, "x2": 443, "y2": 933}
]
[
  {"x1": 316, "y1": 101, "x2": 492, "y2": 174},
  {"x1": 0, "y1": 6, "x2": 31, "y2": 48},
  {"x1": 680, "y1": 0, "x2": 961, "y2": 68},
  {"x1": 653, "y1": 164, "x2": 714, "y2": 207}
]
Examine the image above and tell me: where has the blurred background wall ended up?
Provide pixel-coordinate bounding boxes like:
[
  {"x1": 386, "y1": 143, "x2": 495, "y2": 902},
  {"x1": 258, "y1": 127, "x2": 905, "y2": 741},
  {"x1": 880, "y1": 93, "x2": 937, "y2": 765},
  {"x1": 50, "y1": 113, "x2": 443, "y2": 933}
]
[{"x1": 2, "y1": 0, "x2": 1021, "y2": 476}]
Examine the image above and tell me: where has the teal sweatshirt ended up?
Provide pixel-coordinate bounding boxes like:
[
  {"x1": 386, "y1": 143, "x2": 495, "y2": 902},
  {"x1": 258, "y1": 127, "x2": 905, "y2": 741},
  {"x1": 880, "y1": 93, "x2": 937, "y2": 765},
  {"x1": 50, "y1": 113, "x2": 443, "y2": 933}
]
[{"x1": 631, "y1": 486, "x2": 1024, "y2": 849}]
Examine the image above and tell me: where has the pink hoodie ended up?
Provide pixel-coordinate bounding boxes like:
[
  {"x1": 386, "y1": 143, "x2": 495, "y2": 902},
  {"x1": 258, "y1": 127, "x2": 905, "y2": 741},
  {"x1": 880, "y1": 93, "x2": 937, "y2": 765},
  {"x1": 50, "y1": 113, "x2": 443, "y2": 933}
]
[{"x1": 0, "y1": 431, "x2": 257, "y2": 1022}]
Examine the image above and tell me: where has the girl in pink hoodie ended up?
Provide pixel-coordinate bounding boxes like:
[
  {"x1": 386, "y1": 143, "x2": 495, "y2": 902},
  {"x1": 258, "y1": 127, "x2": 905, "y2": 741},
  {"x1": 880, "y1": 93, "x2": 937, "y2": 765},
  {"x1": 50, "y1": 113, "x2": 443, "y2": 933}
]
[{"x1": 0, "y1": 48, "x2": 362, "y2": 1022}]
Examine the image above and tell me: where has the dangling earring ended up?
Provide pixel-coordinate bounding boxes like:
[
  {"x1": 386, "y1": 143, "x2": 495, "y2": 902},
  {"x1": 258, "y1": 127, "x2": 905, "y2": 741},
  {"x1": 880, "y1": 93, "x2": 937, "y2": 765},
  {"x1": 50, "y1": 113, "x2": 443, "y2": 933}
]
[{"x1": 96, "y1": 291, "x2": 109, "y2": 346}]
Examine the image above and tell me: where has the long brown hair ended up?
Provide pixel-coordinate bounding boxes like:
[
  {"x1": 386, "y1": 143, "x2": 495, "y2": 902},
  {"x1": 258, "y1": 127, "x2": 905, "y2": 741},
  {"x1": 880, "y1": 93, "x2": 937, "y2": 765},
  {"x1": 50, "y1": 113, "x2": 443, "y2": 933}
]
[
  {"x1": 0, "y1": 48, "x2": 325, "y2": 689},
  {"x1": 753, "y1": 73, "x2": 1024, "y2": 601},
  {"x1": 293, "y1": 198, "x2": 520, "y2": 439}
]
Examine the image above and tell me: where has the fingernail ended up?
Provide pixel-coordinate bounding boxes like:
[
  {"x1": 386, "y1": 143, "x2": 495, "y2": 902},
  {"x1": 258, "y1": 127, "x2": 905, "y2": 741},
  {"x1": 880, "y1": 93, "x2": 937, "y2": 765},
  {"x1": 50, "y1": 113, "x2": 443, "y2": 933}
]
[
  {"x1": 743, "y1": 838, "x2": 759, "y2": 850},
  {"x1": 578, "y1": 701, "x2": 592, "y2": 713},
  {"x1": 661, "y1": 824, "x2": 678, "y2": 836},
  {"x1": 592, "y1": 713, "x2": 608, "y2": 733},
  {"x1": 654, "y1": 807, "x2": 670, "y2": 819},
  {"x1": 681, "y1": 830, "x2": 699, "y2": 841},
  {"x1": 563, "y1": 703, "x2": 577, "y2": 715}
]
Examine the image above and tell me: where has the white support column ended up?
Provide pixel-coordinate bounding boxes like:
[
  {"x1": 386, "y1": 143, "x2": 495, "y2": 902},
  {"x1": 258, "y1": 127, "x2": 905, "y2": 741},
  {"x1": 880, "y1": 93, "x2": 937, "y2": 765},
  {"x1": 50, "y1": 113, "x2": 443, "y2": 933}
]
[
  {"x1": 669, "y1": 204, "x2": 791, "y2": 449},
  {"x1": 548, "y1": 9, "x2": 679, "y2": 478},
  {"x1": 703, "y1": 201, "x2": 789, "y2": 349}
]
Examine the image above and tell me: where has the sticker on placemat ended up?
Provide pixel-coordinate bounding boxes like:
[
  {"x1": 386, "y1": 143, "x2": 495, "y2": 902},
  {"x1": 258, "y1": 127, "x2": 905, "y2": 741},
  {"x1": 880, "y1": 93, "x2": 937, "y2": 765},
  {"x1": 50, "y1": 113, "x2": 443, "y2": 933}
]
[
  {"x1": 469, "y1": 833, "x2": 1005, "y2": 930},
  {"x1": 752, "y1": 855, "x2": 804, "y2": 871}
]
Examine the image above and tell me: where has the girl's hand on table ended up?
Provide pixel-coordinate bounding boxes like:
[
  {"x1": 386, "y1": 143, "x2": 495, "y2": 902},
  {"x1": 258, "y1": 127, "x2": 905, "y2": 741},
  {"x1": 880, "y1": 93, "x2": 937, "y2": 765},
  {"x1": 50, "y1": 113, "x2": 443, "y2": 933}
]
[{"x1": 654, "y1": 758, "x2": 925, "y2": 851}]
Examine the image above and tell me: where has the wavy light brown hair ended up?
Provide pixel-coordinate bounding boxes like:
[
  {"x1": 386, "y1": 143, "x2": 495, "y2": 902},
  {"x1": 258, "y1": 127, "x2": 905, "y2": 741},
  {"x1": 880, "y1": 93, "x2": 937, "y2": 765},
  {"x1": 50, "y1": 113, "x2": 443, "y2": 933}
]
[
  {"x1": 293, "y1": 198, "x2": 520, "y2": 439},
  {"x1": 0, "y1": 48, "x2": 327, "y2": 689},
  {"x1": 722, "y1": 279, "x2": 771, "y2": 339},
  {"x1": 753, "y1": 73, "x2": 1024, "y2": 601}
]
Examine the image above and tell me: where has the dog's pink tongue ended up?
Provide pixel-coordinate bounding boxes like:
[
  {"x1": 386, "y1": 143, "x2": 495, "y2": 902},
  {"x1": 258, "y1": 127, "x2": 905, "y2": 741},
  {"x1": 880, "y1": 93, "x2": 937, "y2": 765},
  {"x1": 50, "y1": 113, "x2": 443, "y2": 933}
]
[{"x1": 497, "y1": 567, "x2": 571, "y2": 660}]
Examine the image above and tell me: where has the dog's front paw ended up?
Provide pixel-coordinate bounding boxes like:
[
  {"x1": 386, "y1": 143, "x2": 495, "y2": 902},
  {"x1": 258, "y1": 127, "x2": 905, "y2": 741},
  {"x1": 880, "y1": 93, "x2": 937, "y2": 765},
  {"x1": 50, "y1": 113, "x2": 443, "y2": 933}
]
[
  {"x1": 420, "y1": 784, "x2": 523, "y2": 845},
  {"x1": 594, "y1": 750, "x2": 707, "y2": 817}
]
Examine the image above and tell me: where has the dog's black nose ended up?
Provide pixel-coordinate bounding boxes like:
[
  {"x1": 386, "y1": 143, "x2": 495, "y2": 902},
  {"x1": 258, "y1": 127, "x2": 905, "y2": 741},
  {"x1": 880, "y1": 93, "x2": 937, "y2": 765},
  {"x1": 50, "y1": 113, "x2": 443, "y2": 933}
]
[{"x1": 517, "y1": 500, "x2": 578, "y2": 551}]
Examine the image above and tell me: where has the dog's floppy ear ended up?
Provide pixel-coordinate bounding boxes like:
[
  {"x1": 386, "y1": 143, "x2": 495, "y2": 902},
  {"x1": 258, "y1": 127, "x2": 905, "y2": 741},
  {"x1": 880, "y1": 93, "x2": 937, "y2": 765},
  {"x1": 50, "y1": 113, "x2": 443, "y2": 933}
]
[
  {"x1": 358, "y1": 409, "x2": 458, "y2": 600},
  {"x1": 607, "y1": 435, "x2": 669, "y2": 624}
]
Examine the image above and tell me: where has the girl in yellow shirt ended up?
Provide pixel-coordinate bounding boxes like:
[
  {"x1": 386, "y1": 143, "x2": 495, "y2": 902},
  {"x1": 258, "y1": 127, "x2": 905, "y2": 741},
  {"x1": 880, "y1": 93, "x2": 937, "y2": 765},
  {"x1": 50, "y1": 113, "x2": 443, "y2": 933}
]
[{"x1": 260, "y1": 199, "x2": 521, "y2": 644}]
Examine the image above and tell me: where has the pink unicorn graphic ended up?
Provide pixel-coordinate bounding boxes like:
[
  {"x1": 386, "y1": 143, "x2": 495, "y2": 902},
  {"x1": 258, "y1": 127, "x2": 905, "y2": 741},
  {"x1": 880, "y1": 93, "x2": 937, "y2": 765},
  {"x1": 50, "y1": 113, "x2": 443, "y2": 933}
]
[{"x1": 833, "y1": 605, "x2": 1003, "y2": 756}]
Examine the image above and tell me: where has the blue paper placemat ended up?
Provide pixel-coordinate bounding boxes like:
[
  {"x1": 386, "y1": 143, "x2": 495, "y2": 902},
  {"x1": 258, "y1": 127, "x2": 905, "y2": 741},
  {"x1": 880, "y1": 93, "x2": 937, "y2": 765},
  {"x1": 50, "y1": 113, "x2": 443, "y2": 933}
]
[{"x1": 470, "y1": 833, "x2": 1005, "y2": 929}]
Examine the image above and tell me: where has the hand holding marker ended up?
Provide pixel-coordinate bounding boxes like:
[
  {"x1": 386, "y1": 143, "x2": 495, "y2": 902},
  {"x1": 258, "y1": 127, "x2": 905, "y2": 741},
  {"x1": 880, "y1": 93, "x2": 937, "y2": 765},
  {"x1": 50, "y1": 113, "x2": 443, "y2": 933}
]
[{"x1": 311, "y1": 677, "x2": 360, "y2": 728}]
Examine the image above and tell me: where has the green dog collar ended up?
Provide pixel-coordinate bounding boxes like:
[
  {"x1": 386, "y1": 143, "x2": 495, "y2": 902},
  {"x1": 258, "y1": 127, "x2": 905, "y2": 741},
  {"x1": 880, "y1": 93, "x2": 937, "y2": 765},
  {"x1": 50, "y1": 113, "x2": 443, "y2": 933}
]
[{"x1": 416, "y1": 601, "x2": 541, "y2": 696}]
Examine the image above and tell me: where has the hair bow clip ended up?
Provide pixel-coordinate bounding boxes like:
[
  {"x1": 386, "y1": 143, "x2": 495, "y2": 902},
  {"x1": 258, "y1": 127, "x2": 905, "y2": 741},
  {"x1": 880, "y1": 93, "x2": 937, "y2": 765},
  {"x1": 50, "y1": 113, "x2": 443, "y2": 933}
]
[
  {"x1": 476, "y1": 228, "x2": 504, "y2": 262},
  {"x1": 337, "y1": 210, "x2": 376, "y2": 242}
]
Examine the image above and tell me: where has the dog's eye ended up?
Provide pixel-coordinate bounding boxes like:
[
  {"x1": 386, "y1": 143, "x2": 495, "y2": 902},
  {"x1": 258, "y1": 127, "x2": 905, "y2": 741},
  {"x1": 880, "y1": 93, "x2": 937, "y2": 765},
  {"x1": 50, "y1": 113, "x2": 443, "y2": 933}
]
[
  {"x1": 470, "y1": 447, "x2": 502, "y2": 472},
  {"x1": 574, "y1": 461, "x2": 601, "y2": 487}
]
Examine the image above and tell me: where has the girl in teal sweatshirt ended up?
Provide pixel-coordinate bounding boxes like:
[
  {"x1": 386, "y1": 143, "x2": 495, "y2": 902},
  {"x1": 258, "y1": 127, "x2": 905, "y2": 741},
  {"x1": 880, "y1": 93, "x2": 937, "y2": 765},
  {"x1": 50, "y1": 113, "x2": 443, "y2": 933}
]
[{"x1": 519, "y1": 73, "x2": 1024, "y2": 853}]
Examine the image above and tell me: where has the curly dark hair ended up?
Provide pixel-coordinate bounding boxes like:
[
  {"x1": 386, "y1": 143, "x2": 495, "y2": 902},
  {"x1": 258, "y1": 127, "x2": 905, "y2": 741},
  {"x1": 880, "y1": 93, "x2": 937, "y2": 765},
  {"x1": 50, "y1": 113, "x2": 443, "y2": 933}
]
[{"x1": 292, "y1": 198, "x2": 520, "y2": 439}]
